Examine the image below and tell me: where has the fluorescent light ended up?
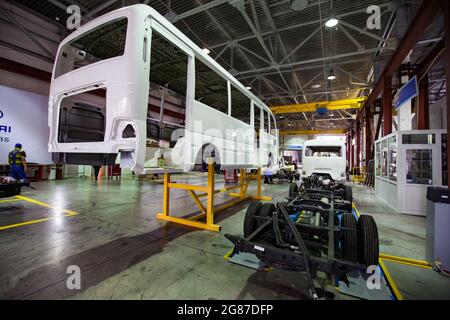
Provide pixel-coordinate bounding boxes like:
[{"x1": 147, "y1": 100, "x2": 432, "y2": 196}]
[
  {"x1": 245, "y1": 86, "x2": 252, "y2": 90},
  {"x1": 325, "y1": 16, "x2": 339, "y2": 28},
  {"x1": 202, "y1": 48, "x2": 210, "y2": 55}
]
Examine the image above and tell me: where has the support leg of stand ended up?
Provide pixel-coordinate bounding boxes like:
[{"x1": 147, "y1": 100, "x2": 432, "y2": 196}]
[{"x1": 206, "y1": 162, "x2": 215, "y2": 226}]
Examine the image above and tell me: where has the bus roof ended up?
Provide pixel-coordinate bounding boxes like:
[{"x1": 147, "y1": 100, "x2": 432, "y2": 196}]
[{"x1": 55, "y1": 4, "x2": 273, "y2": 115}]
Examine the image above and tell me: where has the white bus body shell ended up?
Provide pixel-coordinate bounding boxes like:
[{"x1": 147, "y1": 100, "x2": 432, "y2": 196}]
[{"x1": 48, "y1": 5, "x2": 278, "y2": 174}]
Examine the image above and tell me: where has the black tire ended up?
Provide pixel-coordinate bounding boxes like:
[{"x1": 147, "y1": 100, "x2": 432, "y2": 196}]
[
  {"x1": 357, "y1": 215, "x2": 379, "y2": 267},
  {"x1": 259, "y1": 203, "x2": 276, "y2": 219},
  {"x1": 243, "y1": 201, "x2": 263, "y2": 237},
  {"x1": 344, "y1": 185, "x2": 353, "y2": 202},
  {"x1": 289, "y1": 183, "x2": 298, "y2": 198},
  {"x1": 340, "y1": 213, "x2": 358, "y2": 262}
]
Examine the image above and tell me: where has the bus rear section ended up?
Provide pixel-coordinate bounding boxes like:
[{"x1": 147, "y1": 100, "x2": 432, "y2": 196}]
[
  {"x1": 48, "y1": 7, "x2": 191, "y2": 175},
  {"x1": 302, "y1": 140, "x2": 346, "y2": 182},
  {"x1": 49, "y1": 9, "x2": 152, "y2": 174}
]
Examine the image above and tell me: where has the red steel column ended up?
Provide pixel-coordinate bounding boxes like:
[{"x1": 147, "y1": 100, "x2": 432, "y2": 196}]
[
  {"x1": 350, "y1": 129, "x2": 354, "y2": 170},
  {"x1": 445, "y1": 0, "x2": 450, "y2": 188},
  {"x1": 417, "y1": 74, "x2": 430, "y2": 130},
  {"x1": 383, "y1": 76, "x2": 393, "y2": 136},
  {"x1": 356, "y1": 120, "x2": 361, "y2": 170},
  {"x1": 365, "y1": 107, "x2": 372, "y2": 167},
  {"x1": 346, "y1": 132, "x2": 350, "y2": 166}
]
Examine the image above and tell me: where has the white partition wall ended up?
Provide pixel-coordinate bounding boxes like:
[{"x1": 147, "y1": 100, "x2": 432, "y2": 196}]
[{"x1": 375, "y1": 130, "x2": 447, "y2": 216}]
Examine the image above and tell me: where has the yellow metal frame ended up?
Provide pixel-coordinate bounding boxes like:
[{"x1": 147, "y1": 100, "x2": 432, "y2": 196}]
[
  {"x1": 157, "y1": 164, "x2": 272, "y2": 232},
  {"x1": 270, "y1": 97, "x2": 366, "y2": 114},
  {"x1": 351, "y1": 166, "x2": 366, "y2": 184}
]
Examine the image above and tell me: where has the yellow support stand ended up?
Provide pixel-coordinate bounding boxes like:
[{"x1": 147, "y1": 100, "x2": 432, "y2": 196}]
[
  {"x1": 351, "y1": 166, "x2": 366, "y2": 184},
  {"x1": 157, "y1": 163, "x2": 272, "y2": 232}
]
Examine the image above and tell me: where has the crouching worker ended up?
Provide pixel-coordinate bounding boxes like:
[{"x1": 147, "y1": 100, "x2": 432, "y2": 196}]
[{"x1": 8, "y1": 143, "x2": 27, "y2": 182}]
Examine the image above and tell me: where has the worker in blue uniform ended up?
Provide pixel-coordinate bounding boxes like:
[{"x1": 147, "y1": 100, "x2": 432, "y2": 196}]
[{"x1": 8, "y1": 143, "x2": 27, "y2": 181}]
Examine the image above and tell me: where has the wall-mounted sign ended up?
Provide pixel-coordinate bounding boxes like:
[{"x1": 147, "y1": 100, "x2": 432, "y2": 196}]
[
  {"x1": 393, "y1": 75, "x2": 418, "y2": 109},
  {"x1": 0, "y1": 85, "x2": 52, "y2": 164}
]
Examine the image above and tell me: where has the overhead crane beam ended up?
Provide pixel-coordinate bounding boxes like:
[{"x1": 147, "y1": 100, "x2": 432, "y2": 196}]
[
  {"x1": 279, "y1": 129, "x2": 347, "y2": 136},
  {"x1": 270, "y1": 98, "x2": 366, "y2": 114}
]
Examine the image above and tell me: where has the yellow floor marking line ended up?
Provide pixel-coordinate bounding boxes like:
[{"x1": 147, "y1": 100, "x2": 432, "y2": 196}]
[
  {"x1": 14, "y1": 195, "x2": 79, "y2": 215},
  {"x1": 380, "y1": 253, "x2": 432, "y2": 270},
  {"x1": 379, "y1": 259, "x2": 404, "y2": 300},
  {"x1": 0, "y1": 196, "x2": 80, "y2": 231},
  {"x1": 0, "y1": 198, "x2": 24, "y2": 204}
]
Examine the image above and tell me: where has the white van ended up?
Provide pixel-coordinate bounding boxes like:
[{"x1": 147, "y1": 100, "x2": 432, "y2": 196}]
[{"x1": 301, "y1": 139, "x2": 346, "y2": 182}]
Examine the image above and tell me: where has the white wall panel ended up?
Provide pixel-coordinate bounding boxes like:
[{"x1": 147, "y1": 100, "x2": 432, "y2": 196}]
[{"x1": 0, "y1": 84, "x2": 52, "y2": 164}]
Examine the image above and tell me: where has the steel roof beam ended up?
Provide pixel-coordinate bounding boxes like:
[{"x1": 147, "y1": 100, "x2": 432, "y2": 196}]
[
  {"x1": 237, "y1": 57, "x2": 370, "y2": 80},
  {"x1": 279, "y1": 26, "x2": 321, "y2": 64},
  {"x1": 85, "y1": 0, "x2": 121, "y2": 19},
  {"x1": 236, "y1": 46, "x2": 395, "y2": 76},
  {"x1": 357, "y1": 0, "x2": 442, "y2": 121},
  {"x1": 339, "y1": 20, "x2": 390, "y2": 44},
  {"x1": 339, "y1": 24, "x2": 364, "y2": 51},
  {"x1": 257, "y1": 0, "x2": 306, "y2": 107},
  {"x1": 171, "y1": 0, "x2": 231, "y2": 23},
  {"x1": 209, "y1": 3, "x2": 394, "y2": 50}
]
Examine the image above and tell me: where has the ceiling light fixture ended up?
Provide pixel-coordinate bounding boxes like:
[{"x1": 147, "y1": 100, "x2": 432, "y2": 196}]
[
  {"x1": 311, "y1": 84, "x2": 321, "y2": 89},
  {"x1": 291, "y1": 0, "x2": 309, "y2": 11},
  {"x1": 245, "y1": 86, "x2": 252, "y2": 90},
  {"x1": 202, "y1": 48, "x2": 211, "y2": 55},
  {"x1": 325, "y1": 16, "x2": 339, "y2": 28},
  {"x1": 327, "y1": 69, "x2": 336, "y2": 80}
]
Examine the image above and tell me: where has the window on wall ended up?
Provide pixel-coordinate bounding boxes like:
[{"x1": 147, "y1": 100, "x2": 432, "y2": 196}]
[
  {"x1": 375, "y1": 142, "x2": 381, "y2": 176},
  {"x1": 406, "y1": 149, "x2": 433, "y2": 185},
  {"x1": 230, "y1": 86, "x2": 250, "y2": 124},
  {"x1": 402, "y1": 134, "x2": 435, "y2": 144},
  {"x1": 195, "y1": 58, "x2": 228, "y2": 114},
  {"x1": 388, "y1": 136, "x2": 397, "y2": 182},
  {"x1": 55, "y1": 17, "x2": 128, "y2": 78},
  {"x1": 381, "y1": 140, "x2": 388, "y2": 178}
]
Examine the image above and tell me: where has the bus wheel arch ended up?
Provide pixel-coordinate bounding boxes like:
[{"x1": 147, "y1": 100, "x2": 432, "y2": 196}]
[{"x1": 194, "y1": 143, "x2": 222, "y2": 171}]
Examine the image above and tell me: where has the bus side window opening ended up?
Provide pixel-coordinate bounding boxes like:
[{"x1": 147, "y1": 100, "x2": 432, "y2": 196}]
[{"x1": 147, "y1": 30, "x2": 188, "y2": 145}]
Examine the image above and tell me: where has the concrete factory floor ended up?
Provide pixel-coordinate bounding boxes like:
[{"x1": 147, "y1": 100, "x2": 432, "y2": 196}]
[{"x1": 0, "y1": 174, "x2": 449, "y2": 300}]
